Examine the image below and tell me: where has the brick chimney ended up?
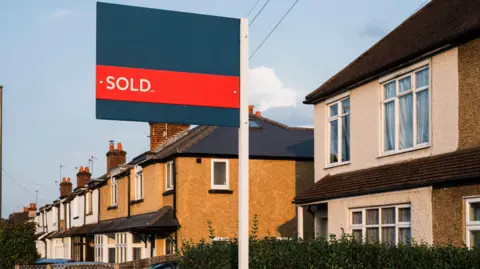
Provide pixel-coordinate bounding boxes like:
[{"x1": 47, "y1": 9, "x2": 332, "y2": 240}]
[
  {"x1": 76, "y1": 166, "x2": 92, "y2": 188},
  {"x1": 60, "y1": 177, "x2": 73, "y2": 198},
  {"x1": 28, "y1": 203, "x2": 37, "y2": 218},
  {"x1": 149, "y1": 123, "x2": 190, "y2": 151},
  {"x1": 106, "y1": 141, "x2": 127, "y2": 171}
]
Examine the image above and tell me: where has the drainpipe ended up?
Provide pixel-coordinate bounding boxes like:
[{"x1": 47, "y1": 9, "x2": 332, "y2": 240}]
[
  {"x1": 84, "y1": 193, "x2": 86, "y2": 225},
  {"x1": 128, "y1": 172, "x2": 131, "y2": 218},
  {"x1": 172, "y1": 158, "x2": 178, "y2": 253}
]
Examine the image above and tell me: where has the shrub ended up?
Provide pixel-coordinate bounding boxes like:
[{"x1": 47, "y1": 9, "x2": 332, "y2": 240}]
[
  {"x1": 179, "y1": 221, "x2": 480, "y2": 269},
  {"x1": 0, "y1": 220, "x2": 39, "y2": 269}
]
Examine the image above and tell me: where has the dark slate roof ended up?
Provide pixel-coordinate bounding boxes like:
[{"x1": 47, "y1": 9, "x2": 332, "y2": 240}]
[
  {"x1": 151, "y1": 114, "x2": 313, "y2": 162},
  {"x1": 305, "y1": 0, "x2": 480, "y2": 104},
  {"x1": 294, "y1": 147, "x2": 480, "y2": 204},
  {"x1": 8, "y1": 211, "x2": 33, "y2": 222}
]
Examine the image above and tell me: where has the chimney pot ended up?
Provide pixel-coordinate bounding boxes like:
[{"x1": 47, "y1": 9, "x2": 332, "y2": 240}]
[
  {"x1": 109, "y1": 140, "x2": 115, "y2": 151},
  {"x1": 60, "y1": 178, "x2": 73, "y2": 198},
  {"x1": 85, "y1": 167, "x2": 90, "y2": 173},
  {"x1": 79, "y1": 166, "x2": 84, "y2": 172},
  {"x1": 62, "y1": 177, "x2": 66, "y2": 182},
  {"x1": 117, "y1": 142, "x2": 123, "y2": 151},
  {"x1": 76, "y1": 166, "x2": 92, "y2": 188},
  {"x1": 23, "y1": 207, "x2": 28, "y2": 212},
  {"x1": 67, "y1": 177, "x2": 71, "y2": 182},
  {"x1": 255, "y1": 111, "x2": 261, "y2": 117},
  {"x1": 106, "y1": 141, "x2": 127, "y2": 171},
  {"x1": 248, "y1": 105, "x2": 254, "y2": 114}
]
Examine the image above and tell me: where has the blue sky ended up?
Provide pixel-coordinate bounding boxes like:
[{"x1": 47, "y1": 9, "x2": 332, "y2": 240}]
[{"x1": 0, "y1": 0, "x2": 425, "y2": 217}]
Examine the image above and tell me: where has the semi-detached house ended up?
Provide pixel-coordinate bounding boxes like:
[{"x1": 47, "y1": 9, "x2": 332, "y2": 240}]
[
  {"x1": 295, "y1": 0, "x2": 480, "y2": 247},
  {"x1": 35, "y1": 107, "x2": 315, "y2": 263}
]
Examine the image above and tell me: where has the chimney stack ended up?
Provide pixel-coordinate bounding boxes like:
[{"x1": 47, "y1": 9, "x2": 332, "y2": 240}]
[
  {"x1": 60, "y1": 177, "x2": 73, "y2": 198},
  {"x1": 149, "y1": 123, "x2": 190, "y2": 151},
  {"x1": 106, "y1": 141, "x2": 127, "y2": 171},
  {"x1": 76, "y1": 166, "x2": 92, "y2": 188},
  {"x1": 28, "y1": 203, "x2": 37, "y2": 217}
]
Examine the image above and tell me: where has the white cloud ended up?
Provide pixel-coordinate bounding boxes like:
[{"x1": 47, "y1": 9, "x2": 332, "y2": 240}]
[
  {"x1": 249, "y1": 66, "x2": 297, "y2": 112},
  {"x1": 51, "y1": 9, "x2": 73, "y2": 18}
]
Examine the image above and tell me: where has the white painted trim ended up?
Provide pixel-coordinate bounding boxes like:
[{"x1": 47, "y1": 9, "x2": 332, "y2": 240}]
[
  {"x1": 297, "y1": 206, "x2": 304, "y2": 239},
  {"x1": 379, "y1": 60, "x2": 429, "y2": 84},
  {"x1": 325, "y1": 90, "x2": 351, "y2": 105},
  {"x1": 165, "y1": 161, "x2": 174, "y2": 191},
  {"x1": 465, "y1": 197, "x2": 480, "y2": 248},
  {"x1": 326, "y1": 97, "x2": 350, "y2": 167},
  {"x1": 211, "y1": 159, "x2": 230, "y2": 190},
  {"x1": 134, "y1": 165, "x2": 144, "y2": 200}
]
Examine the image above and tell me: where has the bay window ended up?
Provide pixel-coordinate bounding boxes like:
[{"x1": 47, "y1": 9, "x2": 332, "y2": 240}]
[
  {"x1": 350, "y1": 205, "x2": 411, "y2": 245},
  {"x1": 383, "y1": 66, "x2": 429, "y2": 153},
  {"x1": 328, "y1": 97, "x2": 350, "y2": 165},
  {"x1": 465, "y1": 198, "x2": 480, "y2": 248}
]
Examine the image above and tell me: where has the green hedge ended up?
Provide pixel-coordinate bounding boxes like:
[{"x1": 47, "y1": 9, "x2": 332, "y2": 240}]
[
  {"x1": 180, "y1": 227, "x2": 480, "y2": 269},
  {"x1": 0, "y1": 220, "x2": 39, "y2": 269}
]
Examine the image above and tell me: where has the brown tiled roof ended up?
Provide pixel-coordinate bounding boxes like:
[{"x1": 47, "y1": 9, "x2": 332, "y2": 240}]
[
  {"x1": 294, "y1": 147, "x2": 480, "y2": 204},
  {"x1": 305, "y1": 0, "x2": 480, "y2": 104}
]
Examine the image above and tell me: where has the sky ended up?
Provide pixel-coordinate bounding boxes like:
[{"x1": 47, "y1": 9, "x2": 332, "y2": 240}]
[{"x1": 0, "y1": 0, "x2": 426, "y2": 218}]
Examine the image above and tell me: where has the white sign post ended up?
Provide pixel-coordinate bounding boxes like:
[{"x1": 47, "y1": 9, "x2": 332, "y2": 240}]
[{"x1": 238, "y1": 18, "x2": 249, "y2": 269}]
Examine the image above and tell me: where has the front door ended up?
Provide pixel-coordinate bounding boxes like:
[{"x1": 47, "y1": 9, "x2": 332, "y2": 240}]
[{"x1": 85, "y1": 235, "x2": 95, "y2": 261}]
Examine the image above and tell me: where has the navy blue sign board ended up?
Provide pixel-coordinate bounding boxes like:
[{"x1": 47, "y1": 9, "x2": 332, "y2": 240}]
[{"x1": 96, "y1": 2, "x2": 241, "y2": 127}]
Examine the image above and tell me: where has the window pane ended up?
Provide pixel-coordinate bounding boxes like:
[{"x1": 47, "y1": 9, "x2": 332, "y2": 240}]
[
  {"x1": 416, "y1": 68, "x2": 429, "y2": 88},
  {"x1": 366, "y1": 209, "x2": 379, "y2": 225},
  {"x1": 330, "y1": 104, "x2": 338, "y2": 117},
  {"x1": 470, "y1": 203, "x2": 480, "y2": 221},
  {"x1": 133, "y1": 248, "x2": 141, "y2": 260},
  {"x1": 398, "y1": 208, "x2": 411, "y2": 222},
  {"x1": 213, "y1": 162, "x2": 227, "y2": 186},
  {"x1": 108, "y1": 248, "x2": 115, "y2": 263},
  {"x1": 399, "y1": 76, "x2": 412, "y2": 93},
  {"x1": 352, "y1": 212, "x2": 362, "y2": 225},
  {"x1": 382, "y1": 227, "x2": 395, "y2": 245},
  {"x1": 341, "y1": 114, "x2": 350, "y2": 162},
  {"x1": 384, "y1": 102, "x2": 395, "y2": 151},
  {"x1": 384, "y1": 82, "x2": 396, "y2": 99},
  {"x1": 341, "y1": 98, "x2": 350, "y2": 114},
  {"x1": 330, "y1": 120, "x2": 338, "y2": 163},
  {"x1": 471, "y1": 231, "x2": 480, "y2": 248},
  {"x1": 399, "y1": 93, "x2": 414, "y2": 149},
  {"x1": 399, "y1": 228, "x2": 411, "y2": 244},
  {"x1": 382, "y1": 208, "x2": 395, "y2": 224},
  {"x1": 352, "y1": 229, "x2": 363, "y2": 242},
  {"x1": 416, "y1": 90, "x2": 429, "y2": 144},
  {"x1": 366, "y1": 228, "x2": 379, "y2": 243}
]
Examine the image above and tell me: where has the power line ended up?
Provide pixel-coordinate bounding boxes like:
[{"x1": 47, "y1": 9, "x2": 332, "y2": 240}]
[
  {"x1": 2, "y1": 168, "x2": 34, "y2": 194},
  {"x1": 246, "y1": 0, "x2": 261, "y2": 17},
  {"x1": 249, "y1": 0, "x2": 271, "y2": 26},
  {"x1": 250, "y1": 0, "x2": 300, "y2": 60}
]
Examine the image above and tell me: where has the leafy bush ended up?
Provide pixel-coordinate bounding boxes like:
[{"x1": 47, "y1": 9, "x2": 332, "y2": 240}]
[
  {"x1": 180, "y1": 219, "x2": 480, "y2": 269},
  {"x1": 0, "y1": 220, "x2": 39, "y2": 269}
]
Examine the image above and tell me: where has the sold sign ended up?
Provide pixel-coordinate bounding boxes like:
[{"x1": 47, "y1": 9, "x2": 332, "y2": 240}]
[{"x1": 96, "y1": 3, "x2": 240, "y2": 127}]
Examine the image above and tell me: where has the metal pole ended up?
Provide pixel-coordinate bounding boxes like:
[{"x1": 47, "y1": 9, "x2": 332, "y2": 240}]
[
  {"x1": 238, "y1": 18, "x2": 249, "y2": 269},
  {"x1": 0, "y1": 84, "x2": 3, "y2": 219}
]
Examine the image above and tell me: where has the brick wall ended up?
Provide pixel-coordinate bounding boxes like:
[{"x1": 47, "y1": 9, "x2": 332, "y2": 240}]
[{"x1": 149, "y1": 123, "x2": 189, "y2": 151}]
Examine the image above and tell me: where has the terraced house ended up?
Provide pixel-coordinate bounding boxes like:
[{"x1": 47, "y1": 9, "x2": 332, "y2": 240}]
[
  {"x1": 295, "y1": 0, "x2": 480, "y2": 247},
  {"x1": 35, "y1": 107, "x2": 314, "y2": 263}
]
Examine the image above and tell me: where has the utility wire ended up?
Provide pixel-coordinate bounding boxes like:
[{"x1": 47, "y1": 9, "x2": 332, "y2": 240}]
[
  {"x1": 249, "y1": 0, "x2": 271, "y2": 26},
  {"x1": 2, "y1": 168, "x2": 34, "y2": 194},
  {"x1": 250, "y1": 0, "x2": 300, "y2": 60},
  {"x1": 247, "y1": 0, "x2": 261, "y2": 17}
]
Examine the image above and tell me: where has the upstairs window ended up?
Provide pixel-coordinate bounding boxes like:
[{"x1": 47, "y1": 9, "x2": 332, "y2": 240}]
[
  {"x1": 211, "y1": 159, "x2": 229, "y2": 190},
  {"x1": 111, "y1": 177, "x2": 118, "y2": 206},
  {"x1": 52, "y1": 207, "x2": 58, "y2": 225},
  {"x1": 72, "y1": 198, "x2": 78, "y2": 218},
  {"x1": 165, "y1": 162, "x2": 174, "y2": 191},
  {"x1": 135, "y1": 166, "x2": 144, "y2": 200},
  {"x1": 60, "y1": 203, "x2": 64, "y2": 221},
  {"x1": 383, "y1": 66, "x2": 430, "y2": 153},
  {"x1": 86, "y1": 192, "x2": 93, "y2": 215},
  {"x1": 328, "y1": 97, "x2": 350, "y2": 165}
]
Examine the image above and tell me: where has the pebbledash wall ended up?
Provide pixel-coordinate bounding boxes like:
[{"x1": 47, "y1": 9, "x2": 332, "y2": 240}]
[
  {"x1": 174, "y1": 157, "x2": 314, "y2": 243},
  {"x1": 313, "y1": 47, "x2": 459, "y2": 181},
  {"x1": 328, "y1": 187, "x2": 433, "y2": 244}
]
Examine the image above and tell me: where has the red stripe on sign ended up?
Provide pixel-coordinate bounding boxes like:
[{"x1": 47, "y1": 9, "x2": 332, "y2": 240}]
[{"x1": 96, "y1": 65, "x2": 240, "y2": 109}]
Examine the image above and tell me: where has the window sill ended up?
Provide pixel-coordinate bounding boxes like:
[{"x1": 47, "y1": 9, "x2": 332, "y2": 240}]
[
  {"x1": 378, "y1": 144, "x2": 430, "y2": 159},
  {"x1": 73, "y1": 216, "x2": 79, "y2": 220},
  {"x1": 325, "y1": 161, "x2": 351, "y2": 170},
  {"x1": 209, "y1": 189, "x2": 233, "y2": 194},
  {"x1": 86, "y1": 212, "x2": 93, "y2": 216},
  {"x1": 162, "y1": 189, "x2": 175, "y2": 196},
  {"x1": 130, "y1": 199, "x2": 144, "y2": 205},
  {"x1": 107, "y1": 205, "x2": 118, "y2": 211}
]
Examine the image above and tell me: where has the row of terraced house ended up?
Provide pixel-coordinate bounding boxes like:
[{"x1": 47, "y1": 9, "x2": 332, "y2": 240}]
[
  {"x1": 32, "y1": 107, "x2": 315, "y2": 263},
  {"x1": 30, "y1": 0, "x2": 480, "y2": 263}
]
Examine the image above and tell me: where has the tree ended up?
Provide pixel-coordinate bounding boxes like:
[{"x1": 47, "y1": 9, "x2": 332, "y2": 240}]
[{"x1": 0, "y1": 219, "x2": 39, "y2": 269}]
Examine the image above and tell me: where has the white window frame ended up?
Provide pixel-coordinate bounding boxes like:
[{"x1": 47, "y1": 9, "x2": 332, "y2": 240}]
[
  {"x1": 115, "y1": 233, "x2": 127, "y2": 263},
  {"x1": 350, "y1": 204, "x2": 411, "y2": 245},
  {"x1": 94, "y1": 235, "x2": 104, "y2": 262},
  {"x1": 165, "y1": 162, "x2": 174, "y2": 191},
  {"x1": 111, "y1": 177, "x2": 118, "y2": 206},
  {"x1": 135, "y1": 165, "x2": 144, "y2": 200},
  {"x1": 465, "y1": 197, "x2": 480, "y2": 248},
  {"x1": 164, "y1": 237, "x2": 176, "y2": 255},
  {"x1": 211, "y1": 159, "x2": 229, "y2": 190},
  {"x1": 326, "y1": 97, "x2": 350, "y2": 167},
  {"x1": 86, "y1": 192, "x2": 92, "y2": 215},
  {"x1": 381, "y1": 66, "x2": 430, "y2": 155},
  {"x1": 132, "y1": 233, "x2": 144, "y2": 260}
]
